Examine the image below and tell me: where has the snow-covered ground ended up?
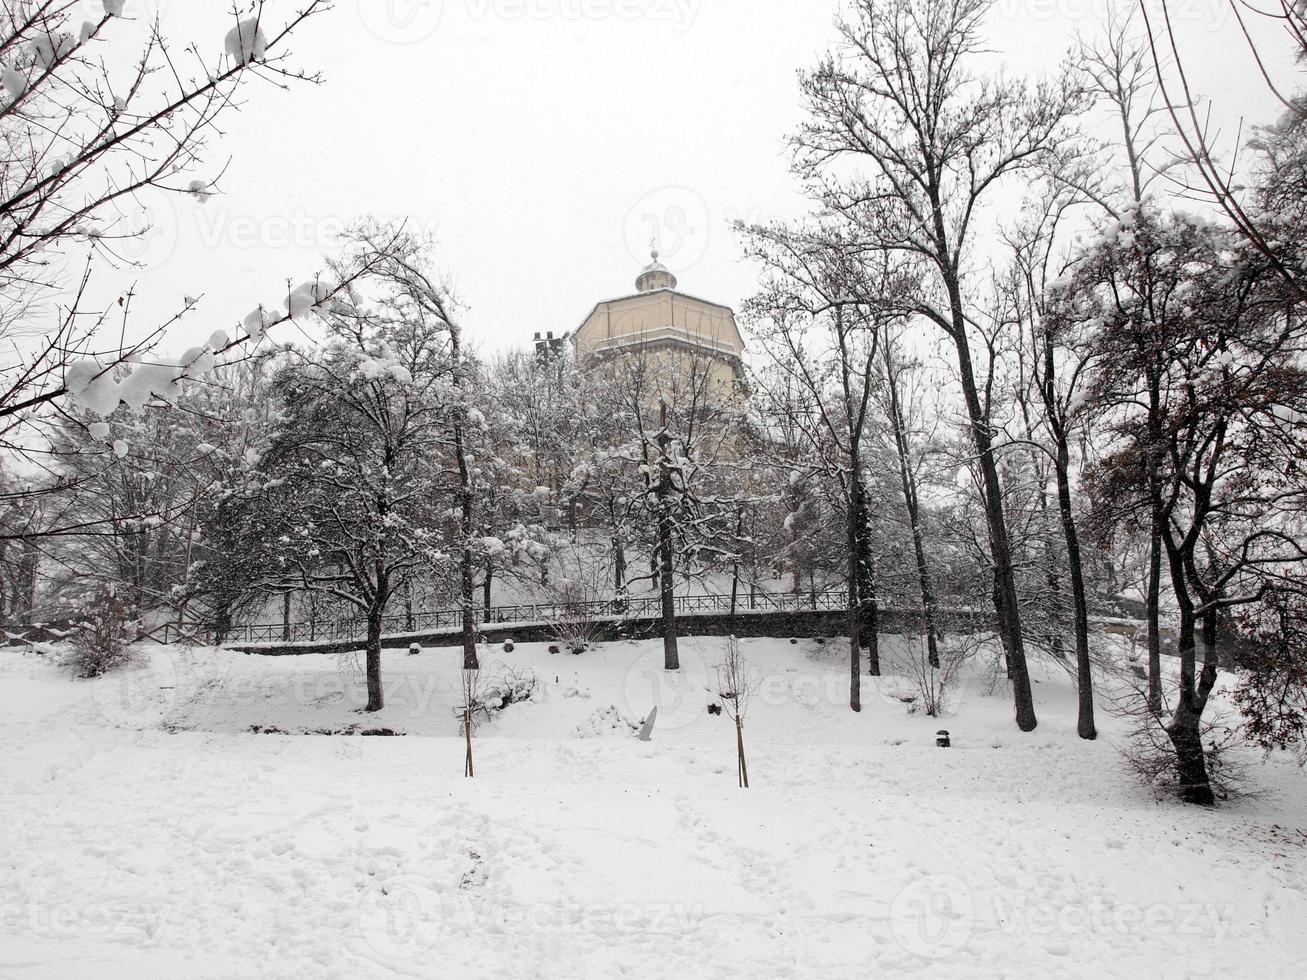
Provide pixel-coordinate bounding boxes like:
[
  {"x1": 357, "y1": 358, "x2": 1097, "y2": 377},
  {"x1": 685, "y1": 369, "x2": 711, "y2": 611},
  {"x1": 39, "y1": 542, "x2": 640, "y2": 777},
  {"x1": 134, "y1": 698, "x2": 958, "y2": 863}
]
[{"x1": 2, "y1": 636, "x2": 1305, "y2": 979}]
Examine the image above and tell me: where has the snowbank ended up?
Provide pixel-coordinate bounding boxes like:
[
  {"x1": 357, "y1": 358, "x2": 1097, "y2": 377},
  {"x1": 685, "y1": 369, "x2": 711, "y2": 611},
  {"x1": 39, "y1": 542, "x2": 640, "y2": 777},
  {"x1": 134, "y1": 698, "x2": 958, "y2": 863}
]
[{"x1": 1, "y1": 637, "x2": 1304, "y2": 978}]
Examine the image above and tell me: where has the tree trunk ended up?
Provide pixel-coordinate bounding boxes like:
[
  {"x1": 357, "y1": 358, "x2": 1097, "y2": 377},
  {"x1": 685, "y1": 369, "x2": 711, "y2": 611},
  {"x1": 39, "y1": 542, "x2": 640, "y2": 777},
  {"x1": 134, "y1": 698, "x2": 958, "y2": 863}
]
[
  {"x1": 853, "y1": 488, "x2": 880, "y2": 676},
  {"x1": 1146, "y1": 515, "x2": 1164, "y2": 715},
  {"x1": 452, "y1": 325, "x2": 479, "y2": 671},
  {"x1": 1166, "y1": 610, "x2": 1213, "y2": 806},
  {"x1": 364, "y1": 606, "x2": 384, "y2": 712},
  {"x1": 282, "y1": 591, "x2": 292, "y2": 642},
  {"x1": 729, "y1": 506, "x2": 743, "y2": 629},
  {"x1": 883, "y1": 345, "x2": 941, "y2": 668},
  {"x1": 1146, "y1": 372, "x2": 1164, "y2": 715},
  {"x1": 613, "y1": 534, "x2": 626, "y2": 608},
  {"x1": 846, "y1": 497, "x2": 862, "y2": 713},
  {"x1": 215, "y1": 604, "x2": 231, "y2": 645},
  {"x1": 1054, "y1": 438, "x2": 1096, "y2": 740},
  {"x1": 483, "y1": 563, "x2": 493, "y2": 617},
  {"x1": 950, "y1": 323, "x2": 1036, "y2": 731},
  {"x1": 1167, "y1": 716, "x2": 1212, "y2": 806},
  {"x1": 1162, "y1": 551, "x2": 1218, "y2": 805},
  {"x1": 656, "y1": 402, "x2": 679, "y2": 671},
  {"x1": 1041, "y1": 323, "x2": 1095, "y2": 739}
]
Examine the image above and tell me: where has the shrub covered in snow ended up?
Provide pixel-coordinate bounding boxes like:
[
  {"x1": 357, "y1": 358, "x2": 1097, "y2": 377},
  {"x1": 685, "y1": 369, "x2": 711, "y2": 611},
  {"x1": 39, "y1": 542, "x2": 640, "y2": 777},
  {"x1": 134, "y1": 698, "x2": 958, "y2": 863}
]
[
  {"x1": 458, "y1": 667, "x2": 539, "y2": 729},
  {"x1": 67, "y1": 590, "x2": 139, "y2": 678}
]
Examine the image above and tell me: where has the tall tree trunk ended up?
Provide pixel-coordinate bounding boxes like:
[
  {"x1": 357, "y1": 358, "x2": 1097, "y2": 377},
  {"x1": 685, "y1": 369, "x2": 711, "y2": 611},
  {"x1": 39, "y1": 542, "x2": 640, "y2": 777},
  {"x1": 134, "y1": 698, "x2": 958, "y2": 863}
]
[
  {"x1": 1146, "y1": 508, "x2": 1164, "y2": 715},
  {"x1": 950, "y1": 320, "x2": 1037, "y2": 731},
  {"x1": 1162, "y1": 550, "x2": 1219, "y2": 805},
  {"x1": 834, "y1": 304, "x2": 873, "y2": 698},
  {"x1": 882, "y1": 341, "x2": 941, "y2": 668},
  {"x1": 853, "y1": 488, "x2": 880, "y2": 676},
  {"x1": 1054, "y1": 437, "x2": 1096, "y2": 740},
  {"x1": 452, "y1": 335, "x2": 479, "y2": 671},
  {"x1": 846, "y1": 494, "x2": 862, "y2": 713},
  {"x1": 656, "y1": 402, "x2": 679, "y2": 671},
  {"x1": 365, "y1": 604, "x2": 384, "y2": 712},
  {"x1": 729, "y1": 506, "x2": 743, "y2": 629},
  {"x1": 1165, "y1": 605, "x2": 1213, "y2": 805},
  {"x1": 613, "y1": 534, "x2": 626, "y2": 605},
  {"x1": 282, "y1": 591, "x2": 292, "y2": 642},
  {"x1": 1146, "y1": 371, "x2": 1165, "y2": 715},
  {"x1": 483, "y1": 563, "x2": 493, "y2": 617},
  {"x1": 18, "y1": 536, "x2": 38, "y2": 620},
  {"x1": 1040, "y1": 323, "x2": 1095, "y2": 739},
  {"x1": 931, "y1": 182, "x2": 1036, "y2": 728}
]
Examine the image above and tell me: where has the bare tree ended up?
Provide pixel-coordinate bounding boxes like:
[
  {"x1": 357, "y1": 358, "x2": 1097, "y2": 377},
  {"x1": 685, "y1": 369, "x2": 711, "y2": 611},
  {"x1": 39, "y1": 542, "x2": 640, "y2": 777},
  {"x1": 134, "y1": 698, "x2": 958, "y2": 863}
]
[
  {"x1": 1079, "y1": 15, "x2": 1178, "y2": 716},
  {"x1": 461, "y1": 664, "x2": 483, "y2": 778},
  {"x1": 715, "y1": 635, "x2": 756, "y2": 788},
  {"x1": 741, "y1": 221, "x2": 890, "y2": 711},
  {"x1": 876, "y1": 321, "x2": 942, "y2": 669},
  {"x1": 581, "y1": 343, "x2": 740, "y2": 672},
  {"x1": 1, "y1": 1, "x2": 332, "y2": 446},
  {"x1": 791, "y1": 0, "x2": 1085, "y2": 730},
  {"x1": 1140, "y1": 0, "x2": 1307, "y2": 299}
]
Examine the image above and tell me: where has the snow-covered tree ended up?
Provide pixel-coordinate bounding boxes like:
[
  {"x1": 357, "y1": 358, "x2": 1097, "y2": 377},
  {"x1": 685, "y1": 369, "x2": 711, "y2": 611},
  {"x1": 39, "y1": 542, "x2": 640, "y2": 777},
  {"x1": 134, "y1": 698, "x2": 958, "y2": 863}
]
[
  {"x1": 220, "y1": 225, "x2": 466, "y2": 710},
  {"x1": 1, "y1": 2, "x2": 331, "y2": 489},
  {"x1": 1074, "y1": 209, "x2": 1307, "y2": 803}
]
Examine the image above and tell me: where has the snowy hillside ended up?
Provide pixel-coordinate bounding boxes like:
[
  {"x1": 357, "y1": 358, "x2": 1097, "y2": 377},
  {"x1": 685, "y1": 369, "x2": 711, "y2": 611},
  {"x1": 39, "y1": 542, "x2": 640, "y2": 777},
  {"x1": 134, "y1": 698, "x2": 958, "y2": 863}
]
[{"x1": 2, "y1": 637, "x2": 1305, "y2": 979}]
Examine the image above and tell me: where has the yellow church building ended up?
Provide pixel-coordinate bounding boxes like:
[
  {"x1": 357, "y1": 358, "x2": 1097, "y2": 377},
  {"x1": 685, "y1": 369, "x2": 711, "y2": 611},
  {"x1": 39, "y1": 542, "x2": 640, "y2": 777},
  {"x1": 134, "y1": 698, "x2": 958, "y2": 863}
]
[{"x1": 568, "y1": 250, "x2": 746, "y2": 392}]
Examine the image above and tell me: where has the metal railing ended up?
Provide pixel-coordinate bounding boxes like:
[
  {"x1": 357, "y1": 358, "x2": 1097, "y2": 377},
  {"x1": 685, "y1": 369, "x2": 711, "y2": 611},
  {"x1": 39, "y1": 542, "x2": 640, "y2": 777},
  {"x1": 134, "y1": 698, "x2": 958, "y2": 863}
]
[{"x1": 168, "y1": 588, "x2": 857, "y2": 647}]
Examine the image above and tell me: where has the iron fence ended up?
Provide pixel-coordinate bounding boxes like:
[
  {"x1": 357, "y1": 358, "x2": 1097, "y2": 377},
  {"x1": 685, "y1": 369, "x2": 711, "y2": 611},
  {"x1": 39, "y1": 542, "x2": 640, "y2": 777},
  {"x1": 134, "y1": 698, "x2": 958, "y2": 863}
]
[{"x1": 165, "y1": 588, "x2": 857, "y2": 647}]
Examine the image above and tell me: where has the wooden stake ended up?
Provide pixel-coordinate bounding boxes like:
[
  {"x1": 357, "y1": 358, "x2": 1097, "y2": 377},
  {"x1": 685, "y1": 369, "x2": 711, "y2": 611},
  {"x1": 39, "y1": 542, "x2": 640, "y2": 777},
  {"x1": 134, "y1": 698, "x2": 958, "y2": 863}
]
[
  {"x1": 736, "y1": 716, "x2": 749, "y2": 789},
  {"x1": 464, "y1": 709, "x2": 474, "y2": 778}
]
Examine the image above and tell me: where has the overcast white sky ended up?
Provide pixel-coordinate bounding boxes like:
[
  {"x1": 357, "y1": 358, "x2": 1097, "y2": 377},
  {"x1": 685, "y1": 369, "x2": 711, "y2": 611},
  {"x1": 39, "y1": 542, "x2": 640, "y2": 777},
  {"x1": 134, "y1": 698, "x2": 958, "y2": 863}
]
[{"x1": 97, "y1": 0, "x2": 1297, "y2": 360}]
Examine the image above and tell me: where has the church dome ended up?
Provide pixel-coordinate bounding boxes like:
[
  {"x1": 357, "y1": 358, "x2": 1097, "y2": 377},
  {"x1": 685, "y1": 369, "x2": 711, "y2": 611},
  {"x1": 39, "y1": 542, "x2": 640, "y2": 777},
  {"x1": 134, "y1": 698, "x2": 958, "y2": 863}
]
[{"x1": 635, "y1": 249, "x2": 677, "y2": 293}]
